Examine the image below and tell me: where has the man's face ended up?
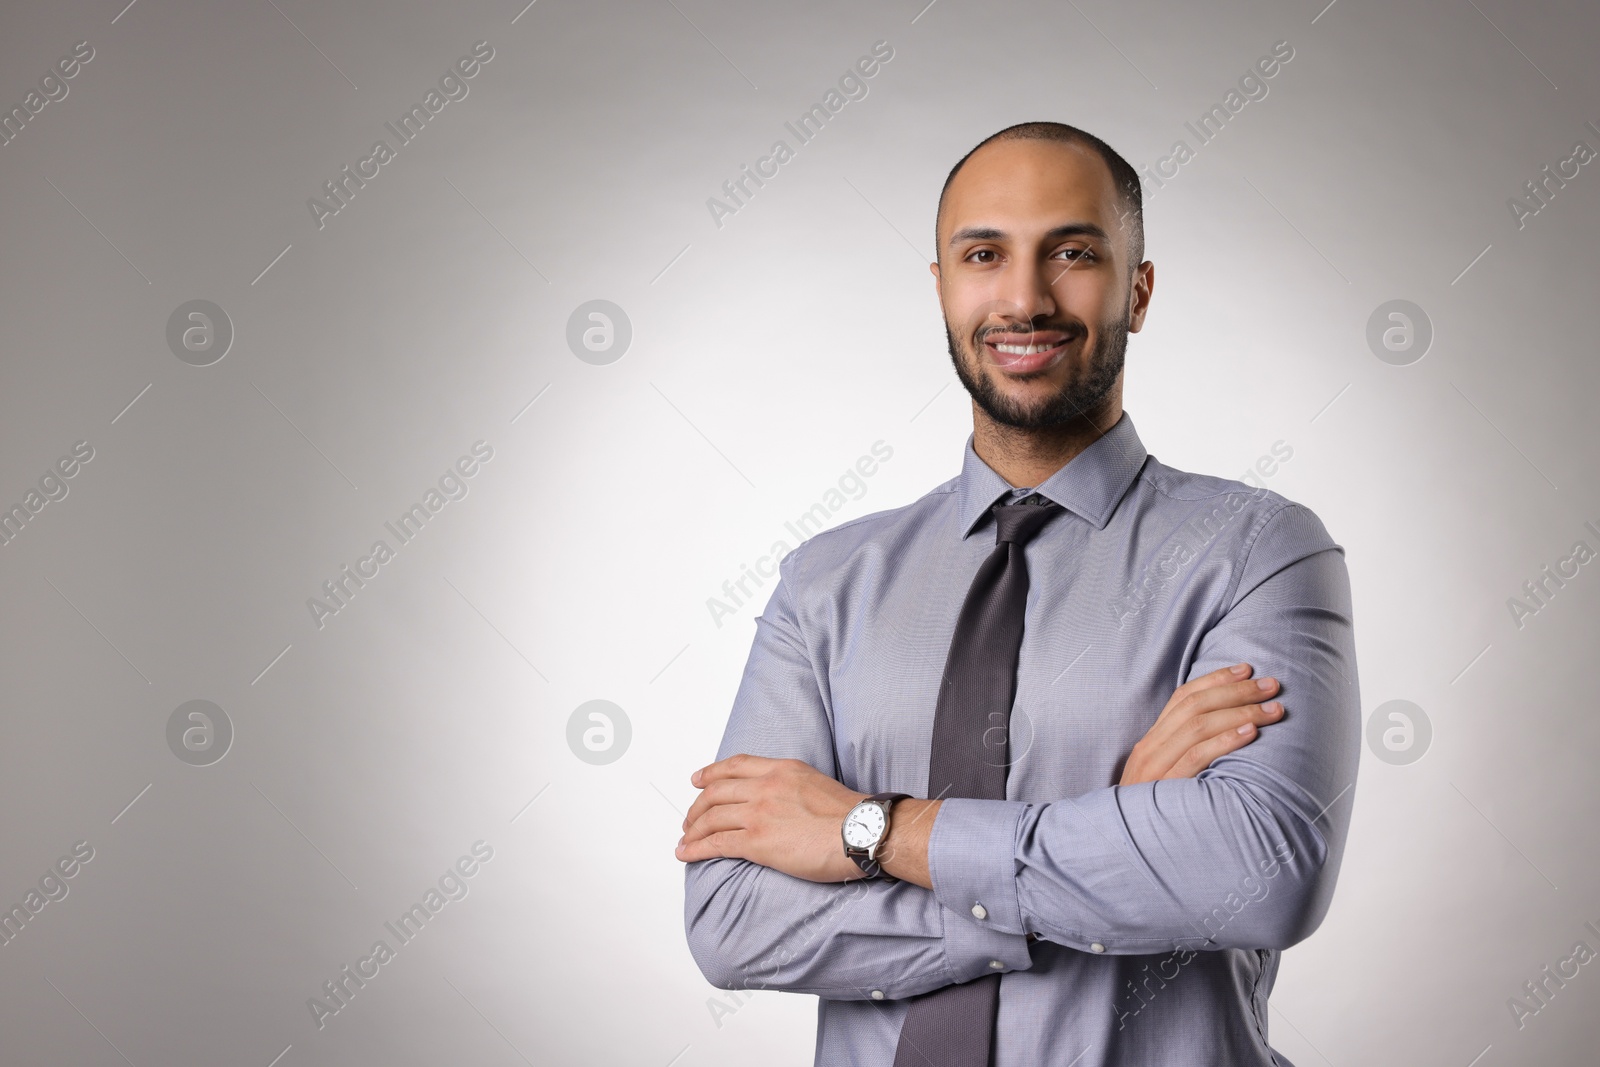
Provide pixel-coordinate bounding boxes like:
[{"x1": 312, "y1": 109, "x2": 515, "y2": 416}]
[{"x1": 932, "y1": 139, "x2": 1152, "y2": 431}]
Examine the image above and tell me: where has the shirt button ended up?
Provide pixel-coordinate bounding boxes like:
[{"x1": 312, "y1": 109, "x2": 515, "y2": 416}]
[
  {"x1": 870, "y1": 990, "x2": 885, "y2": 1000},
  {"x1": 988, "y1": 960, "x2": 1004, "y2": 969},
  {"x1": 1090, "y1": 942, "x2": 1106, "y2": 953},
  {"x1": 970, "y1": 903, "x2": 988, "y2": 920}
]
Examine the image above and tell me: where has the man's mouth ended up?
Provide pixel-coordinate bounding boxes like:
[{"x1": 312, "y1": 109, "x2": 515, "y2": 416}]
[{"x1": 981, "y1": 330, "x2": 1078, "y2": 372}]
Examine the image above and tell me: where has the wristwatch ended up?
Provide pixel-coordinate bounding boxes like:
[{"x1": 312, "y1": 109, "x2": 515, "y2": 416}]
[{"x1": 842, "y1": 791, "x2": 913, "y2": 881}]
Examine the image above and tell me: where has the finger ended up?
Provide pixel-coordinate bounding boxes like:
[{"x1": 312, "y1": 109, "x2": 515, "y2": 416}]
[
  {"x1": 1147, "y1": 676, "x2": 1272, "y2": 750},
  {"x1": 1179, "y1": 675, "x2": 1279, "y2": 721},
  {"x1": 676, "y1": 828, "x2": 742, "y2": 864},
  {"x1": 1154, "y1": 695, "x2": 1278, "y2": 766},
  {"x1": 1248, "y1": 699, "x2": 1284, "y2": 725},
  {"x1": 681, "y1": 778, "x2": 754, "y2": 831},
  {"x1": 682, "y1": 800, "x2": 752, "y2": 844},
  {"x1": 1194, "y1": 699, "x2": 1283, "y2": 738},
  {"x1": 1172, "y1": 699, "x2": 1288, "y2": 777},
  {"x1": 693, "y1": 753, "x2": 775, "y2": 787},
  {"x1": 1151, "y1": 663, "x2": 1254, "y2": 727},
  {"x1": 1167, "y1": 719, "x2": 1264, "y2": 778},
  {"x1": 1180, "y1": 662, "x2": 1255, "y2": 698}
]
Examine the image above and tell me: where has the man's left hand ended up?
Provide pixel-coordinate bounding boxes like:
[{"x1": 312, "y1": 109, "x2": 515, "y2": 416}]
[{"x1": 675, "y1": 754, "x2": 866, "y2": 883}]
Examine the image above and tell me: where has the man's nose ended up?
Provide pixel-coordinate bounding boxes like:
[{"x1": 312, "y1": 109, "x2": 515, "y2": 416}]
[{"x1": 992, "y1": 261, "x2": 1057, "y2": 324}]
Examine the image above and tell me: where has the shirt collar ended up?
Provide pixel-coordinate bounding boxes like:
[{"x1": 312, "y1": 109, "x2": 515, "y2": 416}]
[{"x1": 955, "y1": 409, "x2": 1148, "y2": 539}]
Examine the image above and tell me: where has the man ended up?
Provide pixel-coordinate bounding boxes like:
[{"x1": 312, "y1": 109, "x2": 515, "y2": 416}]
[{"x1": 677, "y1": 121, "x2": 1359, "y2": 1066}]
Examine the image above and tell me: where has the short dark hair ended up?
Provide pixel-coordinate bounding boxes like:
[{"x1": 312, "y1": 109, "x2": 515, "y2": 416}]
[{"x1": 935, "y1": 121, "x2": 1144, "y2": 273}]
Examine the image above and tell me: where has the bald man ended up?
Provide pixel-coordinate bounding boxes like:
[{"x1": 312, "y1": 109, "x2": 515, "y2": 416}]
[{"x1": 680, "y1": 121, "x2": 1358, "y2": 1067}]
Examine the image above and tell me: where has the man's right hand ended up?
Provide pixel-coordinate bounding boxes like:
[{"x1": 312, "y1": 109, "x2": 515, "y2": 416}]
[{"x1": 1118, "y1": 663, "x2": 1282, "y2": 785}]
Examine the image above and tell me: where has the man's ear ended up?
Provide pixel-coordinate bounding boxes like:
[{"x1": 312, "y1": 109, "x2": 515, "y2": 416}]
[{"x1": 1127, "y1": 260, "x2": 1155, "y2": 333}]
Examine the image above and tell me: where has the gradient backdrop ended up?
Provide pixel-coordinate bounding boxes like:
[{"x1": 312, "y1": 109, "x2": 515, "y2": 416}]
[{"x1": 1, "y1": 0, "x2": 1597, "y2": 1064}]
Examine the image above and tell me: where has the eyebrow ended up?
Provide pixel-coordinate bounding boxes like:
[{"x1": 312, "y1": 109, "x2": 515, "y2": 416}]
[{"x1": 947, "y1": 222, "x2": 1112, "y2": 249}]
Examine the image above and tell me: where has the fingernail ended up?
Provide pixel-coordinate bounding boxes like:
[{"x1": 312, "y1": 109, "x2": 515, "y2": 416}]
[
  {"x1": 691, "y1": 770, "x2": 701, "y2": 785},
  {"x1": 1265, "y1": 701, "x2": 1282, "y2": 715},
  {"x1": 1256, "y1": 678, "x2": 1274, "y2": 691},
  {"x1": 1237, "y1": 723, "x2": 1254, "y2": 735},
  {"x1": 1231, "y1": 663, "x2": 1249, "y2": 676}
]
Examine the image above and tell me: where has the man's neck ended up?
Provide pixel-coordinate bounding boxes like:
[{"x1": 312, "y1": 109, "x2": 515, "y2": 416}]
[{"x1": 971, "y1": 400, "x2": 1122, "y2": 488}]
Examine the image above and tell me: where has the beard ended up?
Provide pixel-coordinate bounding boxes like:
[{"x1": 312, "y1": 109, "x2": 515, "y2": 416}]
[{"x1": 946, "y1": 310, "x2": 1128, "y2": 431}]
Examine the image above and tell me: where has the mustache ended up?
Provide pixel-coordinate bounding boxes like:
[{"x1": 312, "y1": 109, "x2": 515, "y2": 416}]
[{"x1": 976, "y1": 321, "x2": 1082, "y2": 341}]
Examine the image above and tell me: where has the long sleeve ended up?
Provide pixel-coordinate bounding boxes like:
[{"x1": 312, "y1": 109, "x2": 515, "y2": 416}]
[
  {"x1": 926, "y1": 502, "x2": 1361, "y2": 955},
  {"x1": 682, "y1": 543, "x2": 1033, "y2": 1000}
]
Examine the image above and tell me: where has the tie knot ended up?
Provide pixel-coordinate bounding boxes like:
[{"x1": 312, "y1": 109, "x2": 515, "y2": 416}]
[{"x1": 991, "y1": 495, "x2": 1062, "y2": 546}]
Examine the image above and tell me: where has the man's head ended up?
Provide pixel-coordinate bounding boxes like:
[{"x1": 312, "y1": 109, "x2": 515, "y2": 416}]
[{"x1": 932, "y1": 122, "x2": 1153, "y2": 434}]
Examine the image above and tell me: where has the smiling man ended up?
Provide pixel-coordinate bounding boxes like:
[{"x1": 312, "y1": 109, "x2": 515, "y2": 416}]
[{"x1": 678, "y1": 121, "x2": 1360, "y2": 1066}]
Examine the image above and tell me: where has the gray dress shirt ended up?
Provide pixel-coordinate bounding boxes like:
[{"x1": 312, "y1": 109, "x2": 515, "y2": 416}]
[{"x1": 683, "y1": 410, "x2": 1360, "y2": 1066}]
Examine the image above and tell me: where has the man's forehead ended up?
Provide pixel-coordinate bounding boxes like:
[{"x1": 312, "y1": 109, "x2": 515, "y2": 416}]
[{"x1": 939, "y1": 139, "x2": 1123, "y2": 244}]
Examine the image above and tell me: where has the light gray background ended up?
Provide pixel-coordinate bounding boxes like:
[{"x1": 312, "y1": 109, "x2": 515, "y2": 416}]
[{"x1": 1, "y1": 0, "x2": 1596, "y2": 1064}]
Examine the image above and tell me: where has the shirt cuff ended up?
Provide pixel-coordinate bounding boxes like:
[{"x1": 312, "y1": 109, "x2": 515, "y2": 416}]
[{"x1": 928, "y1": 798, "x2": 1034, "y2": 983}]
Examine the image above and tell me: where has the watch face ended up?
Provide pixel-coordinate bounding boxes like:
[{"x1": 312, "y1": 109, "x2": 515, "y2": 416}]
[{"x1": 843, "y1": 802, "x2": 887, "y2": 849}]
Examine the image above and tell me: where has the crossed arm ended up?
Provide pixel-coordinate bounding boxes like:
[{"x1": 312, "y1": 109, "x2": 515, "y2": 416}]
[
  {"x1": 675, "y1": 663, "x2": 1289, "y2": 889},
  {"x1": 678, "y1": 505, "x2": 1360, "y2": 1000}
]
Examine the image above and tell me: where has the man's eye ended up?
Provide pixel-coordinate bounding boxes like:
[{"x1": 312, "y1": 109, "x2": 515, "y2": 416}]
[
  {"x1": 966, "y1": 249, "x2": 997, "y2": 263},
  {"x1": 1057, "y1": 247, "x2": 1095, "y2": 261}
]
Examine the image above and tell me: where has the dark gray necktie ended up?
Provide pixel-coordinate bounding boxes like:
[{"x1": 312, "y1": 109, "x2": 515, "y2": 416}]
[{"x1": 892, "y1": 493, "x2": 1063, "y2": 1067}]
